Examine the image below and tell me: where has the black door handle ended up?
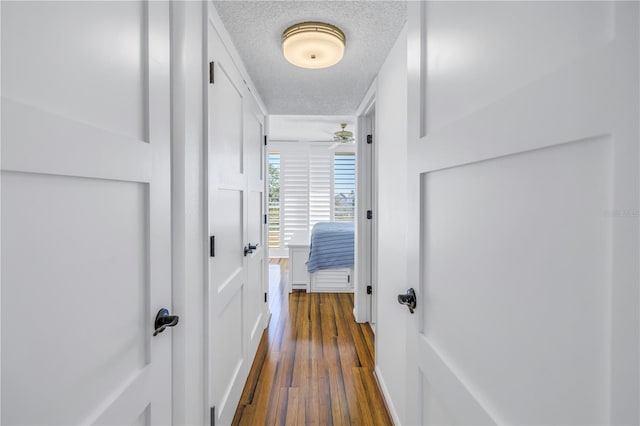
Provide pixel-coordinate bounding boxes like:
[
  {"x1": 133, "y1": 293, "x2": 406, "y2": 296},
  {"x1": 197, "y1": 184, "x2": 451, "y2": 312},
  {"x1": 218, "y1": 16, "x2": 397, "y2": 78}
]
[
  {"x1": 244, "y1": 245, "x2": 253, "y2": 256},
  {"x1": 397, "y1": 288, "x2": 417, "y2": 314},
  {"x1": 248, "y1": 243, "x2": 258, "y2": 251},
  {"x1": 153, "y1": 308, "x2": 179, "y2": 336}
]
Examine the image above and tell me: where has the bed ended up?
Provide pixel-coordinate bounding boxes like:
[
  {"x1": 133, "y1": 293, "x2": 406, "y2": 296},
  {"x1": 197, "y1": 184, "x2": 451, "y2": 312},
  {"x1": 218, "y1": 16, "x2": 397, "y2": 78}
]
[{"x1": 307, "y1": 222, "x2": 354, "y2": 292}]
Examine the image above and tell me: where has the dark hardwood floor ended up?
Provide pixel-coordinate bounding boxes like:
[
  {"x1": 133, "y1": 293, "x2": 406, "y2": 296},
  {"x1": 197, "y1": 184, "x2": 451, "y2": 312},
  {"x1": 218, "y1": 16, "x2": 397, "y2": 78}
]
[{"x1": 232, "y1": 259, "x2": 393, "y2": 425}]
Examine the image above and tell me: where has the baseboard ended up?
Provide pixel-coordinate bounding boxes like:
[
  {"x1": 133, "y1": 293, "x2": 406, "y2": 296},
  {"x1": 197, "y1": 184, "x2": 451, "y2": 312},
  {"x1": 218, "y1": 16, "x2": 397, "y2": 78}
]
[
  {"x1": 263, "y1": 310, "x2": 272, "y2": 329},
  {"x1": 375, "y1": 365, "x2": 402, "y2": 425}
]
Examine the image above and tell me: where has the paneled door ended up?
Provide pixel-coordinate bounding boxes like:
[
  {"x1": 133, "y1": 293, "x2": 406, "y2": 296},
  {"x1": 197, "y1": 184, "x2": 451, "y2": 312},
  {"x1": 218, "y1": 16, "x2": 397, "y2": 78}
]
[
  {"x1": 404, "y1": 2, "x2": 638, "y2": 425},
  {"x1": 206, "y1": 11, "x2": 267, "y2": 426},
  {"x1": 1, "y1": 1, "x2": 173, "y2": 425},
  {"x1": 245, "y1": 111, "x2": 267, "y2": 362}
]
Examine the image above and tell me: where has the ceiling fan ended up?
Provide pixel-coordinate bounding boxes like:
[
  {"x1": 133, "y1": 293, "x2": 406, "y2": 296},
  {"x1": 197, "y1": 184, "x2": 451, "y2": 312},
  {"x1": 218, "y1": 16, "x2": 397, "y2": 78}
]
[{"x1": 329, "y1": 123, "x2": 355, "y2": 150}]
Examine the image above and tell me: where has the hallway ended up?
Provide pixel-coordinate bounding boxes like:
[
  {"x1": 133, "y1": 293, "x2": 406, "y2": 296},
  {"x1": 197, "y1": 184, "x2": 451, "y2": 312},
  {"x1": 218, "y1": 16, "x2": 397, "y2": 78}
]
[
  {"x1": 232, "y1": 260, "x2": 393, "y2": 425},
  {"x1": 2, "y1": 2, "x2": 638, "y2": 424}
]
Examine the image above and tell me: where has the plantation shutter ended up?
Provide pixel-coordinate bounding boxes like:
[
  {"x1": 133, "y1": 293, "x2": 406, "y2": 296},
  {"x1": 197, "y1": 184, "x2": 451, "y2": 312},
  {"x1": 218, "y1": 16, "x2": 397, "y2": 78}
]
[
  {"x1": 269, "y1": 141, "x2": 354, "y2": 252},
  {"x1": 309, "y1": 143, "x2": 333, "y2": 229},
  {"x1": 279, "y1": 144, "x2": 309, "y2": 245}
]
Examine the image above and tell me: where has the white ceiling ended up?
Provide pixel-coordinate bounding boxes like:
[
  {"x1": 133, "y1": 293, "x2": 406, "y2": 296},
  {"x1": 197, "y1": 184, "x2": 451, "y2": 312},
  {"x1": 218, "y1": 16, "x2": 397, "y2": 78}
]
[{"x1": 212, "y1": 1, "x2": 407, "y2": 116}]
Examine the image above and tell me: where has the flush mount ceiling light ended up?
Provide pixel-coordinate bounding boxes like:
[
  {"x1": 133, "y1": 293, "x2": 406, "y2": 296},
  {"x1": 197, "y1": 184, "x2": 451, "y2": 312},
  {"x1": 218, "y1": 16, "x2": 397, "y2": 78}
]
[
  {"x1": 334, "y1": 123, "x2": 354, "y2": 143},
  {"x1": 282, "y1": 22, "x2": 346, "y2": 69}
]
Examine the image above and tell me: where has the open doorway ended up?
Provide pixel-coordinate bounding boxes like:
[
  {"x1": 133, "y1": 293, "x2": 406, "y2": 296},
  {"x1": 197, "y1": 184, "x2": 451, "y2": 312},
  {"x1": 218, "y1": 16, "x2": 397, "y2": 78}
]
[{"x1": 265, "y1": 116, "x2": 357, "y2": 300}]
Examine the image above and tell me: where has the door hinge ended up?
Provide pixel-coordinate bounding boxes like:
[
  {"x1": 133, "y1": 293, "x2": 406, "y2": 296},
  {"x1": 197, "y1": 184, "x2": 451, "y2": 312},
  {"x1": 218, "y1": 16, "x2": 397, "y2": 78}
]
[
  {"x1": 366, "y1": 210, "x2": 373, "y2": 220},
  {"x1": 210, "y1": 406, "x2": 215, "y2": 426},
  {"x1": 367, "y1": 134, "x2": 373, "y2": 144},
  {"x1": 347, "y1": 274, "x2": 351, "y2": 283},
  {"x1": 209, "y1": 61, "x2": 215, "y2": 84},
  {"x1": 264, "y1": 135, "x2": 268, "y2": 146},
  {"x1": 367, "y1": 285, "x2": 372, "y2": 295},
  {"x1": 264, "y1": 292, "x2": 268, "y2": 303},
  {"x1": 209, "y1": 235, "x2": 215, "y2": 257},
  {"x1": 264, "y1": 214, "x2": 267, "y2": 224}
]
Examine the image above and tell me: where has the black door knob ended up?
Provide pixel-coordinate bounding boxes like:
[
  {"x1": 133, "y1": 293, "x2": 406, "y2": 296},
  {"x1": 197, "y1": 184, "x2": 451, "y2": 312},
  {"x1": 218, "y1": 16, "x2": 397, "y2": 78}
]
[
  {"x1": 248, "y1": 243, "x2": 258, "y2": 251},
  {"x1": 244, "y1": 245, "x2": 253, "y2": 256},
  {"x1": 153, "y1": 308, "x2": 179, "y2": 336},
  {"x1": 397, "y1": 288, "x2": 417, "y2": 314}
]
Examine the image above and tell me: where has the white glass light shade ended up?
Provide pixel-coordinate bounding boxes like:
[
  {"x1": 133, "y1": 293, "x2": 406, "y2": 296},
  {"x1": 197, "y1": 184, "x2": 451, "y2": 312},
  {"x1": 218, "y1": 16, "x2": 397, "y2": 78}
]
[{"x1": 282, "y1": 22, "x2": 345, "y2": 69}]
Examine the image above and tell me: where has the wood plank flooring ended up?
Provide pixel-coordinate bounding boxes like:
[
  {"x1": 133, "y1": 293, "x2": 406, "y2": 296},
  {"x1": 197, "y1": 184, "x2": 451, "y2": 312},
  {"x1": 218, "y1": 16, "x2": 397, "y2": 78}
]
[{"x1": 232, "y1": 259, "x2": 393, "y2": 425}]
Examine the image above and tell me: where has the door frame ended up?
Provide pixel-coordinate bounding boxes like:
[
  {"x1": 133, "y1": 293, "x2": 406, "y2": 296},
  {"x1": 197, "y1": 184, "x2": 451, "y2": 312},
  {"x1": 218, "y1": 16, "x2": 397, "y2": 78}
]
[
  {"x1": 1, "y1": 3, "x2": 4, "y2": 420},
  {"x1": 169, "y1": 1, "x2": 208, "y2": 424},
  {"x1": 262, "y1": 118, "x2": 270, "y2": 325},
  {"x1": 354, "y1": 82, "x2": 377, "y2": 324}
]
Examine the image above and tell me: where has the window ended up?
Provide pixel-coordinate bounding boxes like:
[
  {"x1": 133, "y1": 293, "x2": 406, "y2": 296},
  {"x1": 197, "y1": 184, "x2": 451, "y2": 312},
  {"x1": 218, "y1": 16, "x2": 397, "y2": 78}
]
[
  {"x1": 268, "y1": 153, "x2": 280, "y2": 248},
  {"x1": 268, "y1": 142, "x2": 356, "y2": 255},
  {"x1": 334, "y1": 153, "x2": 355, "y2": 221}
]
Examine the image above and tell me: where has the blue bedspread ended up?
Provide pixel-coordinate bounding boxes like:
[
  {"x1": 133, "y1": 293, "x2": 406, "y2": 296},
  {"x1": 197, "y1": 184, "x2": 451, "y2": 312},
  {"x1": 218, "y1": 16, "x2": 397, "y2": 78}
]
[{"x1": 307, "y1": 222, "x2": 355, "y2": 273}]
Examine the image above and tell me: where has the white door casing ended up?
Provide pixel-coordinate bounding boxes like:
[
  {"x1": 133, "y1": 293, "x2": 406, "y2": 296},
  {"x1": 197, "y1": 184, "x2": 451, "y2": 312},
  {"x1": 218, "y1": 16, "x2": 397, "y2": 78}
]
[
  {"x1": 206, "y1": 9, "x2": 267, "y2": 425},
  {"x1": 355, "y1": 99, "x2": 374, "y2": 325},
  {"x1": 405, "y1": 2, "x2": 639, "y2": 425},
  {"x1": 369, "y1": 111, "x2": 378, "y2": 330},
  {"x1": 1, "y1": 1, "x2": 173, "y2": 424}
]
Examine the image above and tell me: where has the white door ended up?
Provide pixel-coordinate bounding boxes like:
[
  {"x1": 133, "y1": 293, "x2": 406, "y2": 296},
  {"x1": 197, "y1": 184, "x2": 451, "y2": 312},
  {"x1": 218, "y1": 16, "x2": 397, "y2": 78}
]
[
  {"x1": 405, "y1": 1, "x2": 639, "y2": 425},
  {"x1": 245, "y1": 111, "x2": 268, "y2": 360},
  {"x1": 1, "y1": 1, "x2": 173, "y2": 425},
  {"x1": 206, "y1": 13, "x2": 266, "y2": 426},
  {"x1": 207, "y1": 27, "x2": 247, "y2": 426}
]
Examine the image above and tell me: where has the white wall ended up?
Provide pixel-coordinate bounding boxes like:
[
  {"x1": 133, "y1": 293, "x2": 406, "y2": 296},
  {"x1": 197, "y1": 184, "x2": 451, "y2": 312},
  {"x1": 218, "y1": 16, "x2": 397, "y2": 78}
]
[
  {"x1": 373, "y1": 25, "x2": 408, "y2": 425},
  {"x1": 268, "y1": 115, "x2": 356, "y2": 142},
  {"x1": 171, "y1": 1, "x2": 206, "y2": 424}
]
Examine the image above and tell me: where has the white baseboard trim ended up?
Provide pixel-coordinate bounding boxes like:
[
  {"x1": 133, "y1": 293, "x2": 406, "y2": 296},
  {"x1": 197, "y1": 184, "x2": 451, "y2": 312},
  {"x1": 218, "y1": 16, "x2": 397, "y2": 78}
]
[
  {"x1": 375, "y1": 365, "x2": 402, "y2": 426},
  {"x1": 264, "y1": 310, "x2": 272, "y2": 329}
]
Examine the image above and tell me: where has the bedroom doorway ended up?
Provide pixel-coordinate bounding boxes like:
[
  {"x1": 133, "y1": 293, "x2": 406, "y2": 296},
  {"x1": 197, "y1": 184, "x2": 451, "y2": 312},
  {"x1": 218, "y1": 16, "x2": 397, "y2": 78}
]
[{"x1": 266, "y1": 136, "x2": 357, "y2": 295}]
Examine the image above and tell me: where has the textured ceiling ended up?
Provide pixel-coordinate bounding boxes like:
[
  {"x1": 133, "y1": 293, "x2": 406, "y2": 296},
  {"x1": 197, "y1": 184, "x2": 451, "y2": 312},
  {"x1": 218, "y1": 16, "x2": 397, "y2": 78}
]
[{"x1": 213, "y1": 1, "x2": 407, "y2": 115}]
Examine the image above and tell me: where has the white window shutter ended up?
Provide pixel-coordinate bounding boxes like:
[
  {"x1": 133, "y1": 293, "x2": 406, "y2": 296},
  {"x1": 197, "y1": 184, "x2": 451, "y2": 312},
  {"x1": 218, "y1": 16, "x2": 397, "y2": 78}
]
[
  {"x1": 279, "y1": 144, "x2": 309, "y2": 244},
  {"x1": 269, "y1": 141, "x2": 352, "y2": 252},
  {"x1": 309, "y1": 143, "x2": 333, "y2": 229}
]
